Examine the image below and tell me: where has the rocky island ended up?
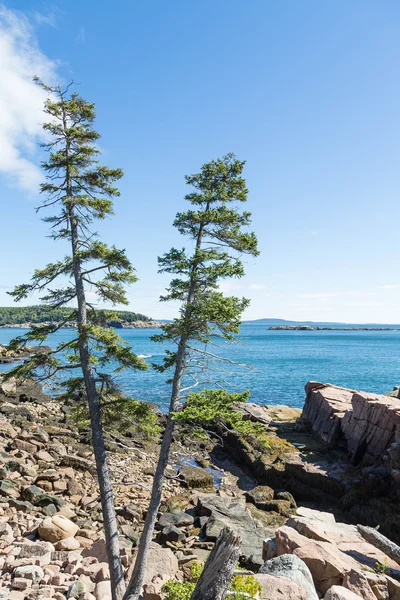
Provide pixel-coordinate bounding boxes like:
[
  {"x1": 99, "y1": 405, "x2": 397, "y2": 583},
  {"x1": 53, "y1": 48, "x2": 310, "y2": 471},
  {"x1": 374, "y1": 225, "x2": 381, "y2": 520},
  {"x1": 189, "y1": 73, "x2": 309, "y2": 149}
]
[
  {"x1": 1, "y1": 373, "x2": 400, "y2": 599},
  {"x1": 269, "y1": 325, "x2": 398, "y2": 331}
]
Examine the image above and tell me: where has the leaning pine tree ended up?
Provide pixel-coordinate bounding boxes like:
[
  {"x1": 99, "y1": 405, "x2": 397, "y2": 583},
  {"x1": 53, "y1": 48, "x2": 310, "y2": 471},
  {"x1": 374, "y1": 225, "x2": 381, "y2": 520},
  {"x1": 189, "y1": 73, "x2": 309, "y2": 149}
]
[
  {"x1": 6, "y1": 80, "x2": 149, "y2": 600},
  {"x1": 125, "y1": 153, "x2": 259, "y2": 600}
]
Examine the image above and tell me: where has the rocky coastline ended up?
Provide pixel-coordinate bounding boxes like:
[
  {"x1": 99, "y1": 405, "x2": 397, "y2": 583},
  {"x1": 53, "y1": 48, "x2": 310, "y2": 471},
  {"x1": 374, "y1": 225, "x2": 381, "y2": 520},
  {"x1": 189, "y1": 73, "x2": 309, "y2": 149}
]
[
  {"x1": 0, "y1": 320, "x2": 164, "y2": 330},
  {"x1": 1, "y1": 374, "x2": 400, "y2": 599}
]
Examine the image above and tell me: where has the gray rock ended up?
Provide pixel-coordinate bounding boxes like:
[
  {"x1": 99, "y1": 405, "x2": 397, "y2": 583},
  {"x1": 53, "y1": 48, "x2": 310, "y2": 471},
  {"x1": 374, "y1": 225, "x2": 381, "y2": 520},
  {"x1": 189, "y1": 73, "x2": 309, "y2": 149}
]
[
  {"x1": 67, "y1": 580, "x2": 85, "y2": 598},
  {"x1": 259, "y1": 554, "x2": 318, "y2": 600},
  {"x1": 120, "y1": 524, "x2": 139, "y2": 545},
  {"x1": 159, "y1": 525, "x2": 185, "y2": 543},
  {"x1": 8, "y1": 498, "x2": 35, "y2": 512},
  {"x1": 119, "y1": 503, "x2": 142, "y2": 521},
  {"x1": 198, "y1": 494, "x2": 273, "y2": 568},
  {"x1": 0, "y1": 479, "x2": 19, "y2": 499},
  {"x1": 19, "y1": 541, "x2": 54, "y2": 558},
  {"x1": 22, "y1": 484, "x2": 44, "y2": 503},
  {"x1": 245, "y1": 486, "x2": 274, "y2": 509},
  {"x1": 159, "y1": 510, "x2": 194, "y2": 528},
  {"x1": 13, "y1": 565, "x2": 44, "y2": 584}
]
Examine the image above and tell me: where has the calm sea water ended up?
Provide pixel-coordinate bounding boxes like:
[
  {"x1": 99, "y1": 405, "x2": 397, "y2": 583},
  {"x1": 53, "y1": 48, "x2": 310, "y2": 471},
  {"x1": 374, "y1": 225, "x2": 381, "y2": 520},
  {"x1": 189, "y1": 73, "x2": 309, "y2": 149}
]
[{"x1": 0, "y1": 323, "x2": 399, "y2": 411}]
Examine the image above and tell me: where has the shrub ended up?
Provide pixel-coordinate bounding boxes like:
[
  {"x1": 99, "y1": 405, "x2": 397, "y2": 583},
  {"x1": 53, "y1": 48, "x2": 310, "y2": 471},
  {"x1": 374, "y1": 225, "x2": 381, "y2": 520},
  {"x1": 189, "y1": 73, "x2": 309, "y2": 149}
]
[{"x1": 174, "y1": 388, "x2": 269, "y2": 446}]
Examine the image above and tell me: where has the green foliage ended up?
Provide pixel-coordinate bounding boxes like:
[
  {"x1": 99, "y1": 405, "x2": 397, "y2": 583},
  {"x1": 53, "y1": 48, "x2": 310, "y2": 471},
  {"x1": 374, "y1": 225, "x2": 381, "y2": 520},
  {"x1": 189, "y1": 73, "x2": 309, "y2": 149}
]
[
  {"x1": 174, "y1": 389, "x2": 268, "y2": 443},
  {"x1": 152, "y1": 153, "x2": 259, "y2": 379},
  {"x1": 375, "y1": 558, "x2": 389, "y2": 574},
  {"x1": 5, "y1": 80, "x2": 148, "y2": 409},
  {"x1": 0, "y1": 305, "x2": 151, "y2": 326},
  {"x1": 230, "y1": 574, "x2": 262, "y2": 599},
  {"x1": 162, "y1": 580, "x2": 195, "y2": 600},
  {"x1": 161, "y1": 562, "x2": 261, "y2": 600},
  {"x1": 72, "y1": 394, "x2": 161, "y2": 437}
]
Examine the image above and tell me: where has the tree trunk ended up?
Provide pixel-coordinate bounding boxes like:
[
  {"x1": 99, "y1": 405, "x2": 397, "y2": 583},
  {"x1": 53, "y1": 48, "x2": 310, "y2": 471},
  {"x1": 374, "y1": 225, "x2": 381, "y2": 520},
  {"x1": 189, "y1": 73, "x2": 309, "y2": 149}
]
[
  {"x1": 124, "y1": 207, "x2": 210, "y2": 600},
  {"x1": 68, "y1": 206, "x2": 125, "y2": 600},
  {"x1": 123, "y1": 337, "x2": 187, "y2": 600},
  {"x1": 190, "y1": 527, "x2": 241, "y2": 600},
  {"x1": 357, "y1": 524, "x2": 400, "y2": 564}
]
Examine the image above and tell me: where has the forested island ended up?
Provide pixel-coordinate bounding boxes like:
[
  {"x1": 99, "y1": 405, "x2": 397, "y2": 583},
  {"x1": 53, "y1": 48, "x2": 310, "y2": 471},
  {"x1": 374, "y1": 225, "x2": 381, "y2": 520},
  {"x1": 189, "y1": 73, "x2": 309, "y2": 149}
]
[{"x1": 0, "y1": 306, "x2": 158, "y2": 328}]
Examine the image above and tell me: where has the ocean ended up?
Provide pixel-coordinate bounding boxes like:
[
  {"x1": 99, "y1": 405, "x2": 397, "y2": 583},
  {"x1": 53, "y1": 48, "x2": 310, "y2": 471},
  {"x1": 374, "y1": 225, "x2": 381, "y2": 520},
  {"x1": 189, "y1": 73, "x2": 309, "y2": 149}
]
[{"x1": 1, "y1": 323, "x2": 399, "y2": 411}]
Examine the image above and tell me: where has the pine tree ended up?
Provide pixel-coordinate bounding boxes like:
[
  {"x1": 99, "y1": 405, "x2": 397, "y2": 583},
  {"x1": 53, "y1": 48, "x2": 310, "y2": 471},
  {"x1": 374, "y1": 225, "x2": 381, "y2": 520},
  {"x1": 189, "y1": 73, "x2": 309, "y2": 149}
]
[
  {"x1": 7, "y1": 80, "x2": 148, "y2": 600},
  {"x1": 124, "y1": 153, "x2": 259, "y2": 600}
]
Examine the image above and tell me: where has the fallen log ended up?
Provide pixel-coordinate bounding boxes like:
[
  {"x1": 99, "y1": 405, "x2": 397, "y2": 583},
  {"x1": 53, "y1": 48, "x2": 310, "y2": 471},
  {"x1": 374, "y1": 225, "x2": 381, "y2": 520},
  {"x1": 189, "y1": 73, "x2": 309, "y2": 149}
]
[
  {"x1": 190, "y1": 527, "x2": 241, "y2": 600},
  {"x1": 357, "y1": 524, "x2": 400, "y2": 564}
]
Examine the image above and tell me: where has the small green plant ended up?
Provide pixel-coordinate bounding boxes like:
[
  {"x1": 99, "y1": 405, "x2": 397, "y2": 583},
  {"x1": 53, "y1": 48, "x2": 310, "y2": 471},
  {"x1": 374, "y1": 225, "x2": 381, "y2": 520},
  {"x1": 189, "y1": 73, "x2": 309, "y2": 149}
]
[
  {"x1": 230, "y1": 574, "x2": 262, "y2": 598},
  {"x1": 374, "y1": 558, "x2": 389, "y2": 574},
  {"x1": 174, "y1": 388, "x2": 269, "y2": 445},
  {"x1": 162, "y1": 561, "x2": 261, "y2": 600},
  {"x1": 162, "y1": 580, "x2": 195, "y2": 600}
]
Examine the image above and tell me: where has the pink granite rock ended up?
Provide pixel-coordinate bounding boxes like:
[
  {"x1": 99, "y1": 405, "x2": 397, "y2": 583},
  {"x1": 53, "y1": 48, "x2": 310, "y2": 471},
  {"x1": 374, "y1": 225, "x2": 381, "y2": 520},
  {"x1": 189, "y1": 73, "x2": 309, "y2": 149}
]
[{"x1": 302, "y1": 382, "x2": 354, "y2": 446}]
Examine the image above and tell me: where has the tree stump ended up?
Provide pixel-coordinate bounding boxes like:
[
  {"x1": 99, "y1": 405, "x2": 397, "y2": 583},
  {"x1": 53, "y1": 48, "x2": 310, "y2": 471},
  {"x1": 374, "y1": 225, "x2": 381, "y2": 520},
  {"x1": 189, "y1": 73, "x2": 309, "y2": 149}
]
[{"x1": 190, "y1": 527, "x2": 242, "y2": 600}]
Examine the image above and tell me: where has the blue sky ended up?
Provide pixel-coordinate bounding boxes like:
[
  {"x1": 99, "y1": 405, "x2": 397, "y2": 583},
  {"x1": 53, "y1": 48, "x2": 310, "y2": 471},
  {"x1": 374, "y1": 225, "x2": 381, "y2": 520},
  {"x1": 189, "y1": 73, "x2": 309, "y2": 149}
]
[{"x1": 1, "y1": 1, "x2": 400, "y2": 322}]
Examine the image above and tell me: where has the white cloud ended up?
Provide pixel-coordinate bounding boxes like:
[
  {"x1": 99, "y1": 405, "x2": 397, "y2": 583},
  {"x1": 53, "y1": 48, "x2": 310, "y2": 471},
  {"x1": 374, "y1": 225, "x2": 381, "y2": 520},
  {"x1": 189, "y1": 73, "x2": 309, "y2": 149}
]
[
  {"x1": 33, "y1": 10, "x2": 57, "y2": 28},
  {"x1": 0, "y1": 6, "x2": 58, "y2": 191},
  {"x1": 382, "y1": 284, "x2": 400, "y2": 290}
]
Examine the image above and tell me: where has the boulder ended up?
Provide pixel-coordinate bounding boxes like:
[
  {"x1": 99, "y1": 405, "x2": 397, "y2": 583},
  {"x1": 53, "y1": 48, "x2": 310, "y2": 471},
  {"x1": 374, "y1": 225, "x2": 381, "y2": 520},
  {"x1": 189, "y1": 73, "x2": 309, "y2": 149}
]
[
  {"x1": 245, "y1": 486, "x2": 274, "y2": 509},
  {"x1": 54, "y1": 536, "x2": 81, "y2": 550},
  {"x1": 302, "y1": 382, "x2": 353, "y2": 446},
  {"x1": 158, "y1": 510, "x2": 194, "y2": 528},
  {"x1": 259, "y1": 554, "x2": 318, "y2": 600},
  {"x1": 293, "y1": 540, "x2": 361, "y2": 595},
  {"x1": 127, "y1": 543, "x2": 179, "y2": 585},
  {"x1": 179, "y1": 466, "x2": 214, "y2": 489},
  {"x1": 342, "y1": 391, "x2": 400, "y2": 463},
  {"x1": 159, "y1": 525, "x2": 185, "y2": 543},
  {"x1": 38, "y1": 514, "x2": 79, "y2": 543},
  {"x1": 198, "y1": 494, "x2": 274, "y2": 568},
  {"x1": 13, "y1": 565, "x2": 44, "y2": 584},
  {"x1": 324, "y1": 586, "x2": 363, "y2": 600},
  {"x1": 0, "y1": 479, "x2": 20, "y2": 499},
  {"x1": 254, "y1": 573, "x2": 307, "y2": 599},
  {"x1": 286, "y1": 507, "x2": 400, "y2": 571},
  {"x1": 342, "y1": 570, "x2": 377, "y2": 600},
  {"x1": 95, "y1": 581, "x2": 112, "y2": 600}
]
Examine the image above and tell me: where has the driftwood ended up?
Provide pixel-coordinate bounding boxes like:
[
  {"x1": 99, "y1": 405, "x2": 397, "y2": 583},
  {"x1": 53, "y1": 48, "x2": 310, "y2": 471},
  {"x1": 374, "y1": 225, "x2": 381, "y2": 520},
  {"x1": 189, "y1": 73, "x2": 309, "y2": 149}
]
[
  {"x1": 190, "y1": 527, "x2": 242, "y2": 600},
  {"x1": 357, "y1": 524, "x2": 400, "y2": 564}
]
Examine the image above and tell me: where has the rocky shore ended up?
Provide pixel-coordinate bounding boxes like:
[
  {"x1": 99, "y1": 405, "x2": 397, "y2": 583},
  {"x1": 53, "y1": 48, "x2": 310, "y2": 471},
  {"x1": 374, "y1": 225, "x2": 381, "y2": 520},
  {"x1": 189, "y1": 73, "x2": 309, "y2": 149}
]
[
  {"x1": 1, "y1": 375, "x2": 400, "y2": 599},
  {"x1": 0, "y1": 321, "x2": 163, "y2": 330}
]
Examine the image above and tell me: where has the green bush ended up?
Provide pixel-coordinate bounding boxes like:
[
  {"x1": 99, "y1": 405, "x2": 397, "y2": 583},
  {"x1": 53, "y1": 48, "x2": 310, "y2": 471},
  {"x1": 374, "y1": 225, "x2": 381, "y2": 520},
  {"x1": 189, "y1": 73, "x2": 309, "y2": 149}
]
[
  {"x1": 174, "y1": 388, "x2": 269, "y2": 445},
  {"x1": 162, "y1": 561, "x2": 262, "y2": 600},
  {"x1": 72, "y1": 394, "x2": 161, "y2": 438}
]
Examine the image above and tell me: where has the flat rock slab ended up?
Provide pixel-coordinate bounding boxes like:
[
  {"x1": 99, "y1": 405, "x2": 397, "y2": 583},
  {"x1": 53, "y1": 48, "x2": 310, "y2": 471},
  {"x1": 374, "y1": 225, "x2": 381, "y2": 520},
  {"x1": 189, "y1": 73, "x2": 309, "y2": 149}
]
[{"x1": 197, "y1": 494, "x2": 274, "y2": 568}]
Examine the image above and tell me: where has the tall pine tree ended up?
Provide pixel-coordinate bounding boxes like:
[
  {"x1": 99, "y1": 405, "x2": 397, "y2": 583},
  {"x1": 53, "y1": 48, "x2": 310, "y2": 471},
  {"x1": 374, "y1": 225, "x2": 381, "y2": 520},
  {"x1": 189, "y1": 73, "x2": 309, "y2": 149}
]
[
  {"x1": 125, "y1": 153, "x2": 259, "y2": 600},
  {"x1": 7, "y1": 80, "x2": 147, "y2": 600}
]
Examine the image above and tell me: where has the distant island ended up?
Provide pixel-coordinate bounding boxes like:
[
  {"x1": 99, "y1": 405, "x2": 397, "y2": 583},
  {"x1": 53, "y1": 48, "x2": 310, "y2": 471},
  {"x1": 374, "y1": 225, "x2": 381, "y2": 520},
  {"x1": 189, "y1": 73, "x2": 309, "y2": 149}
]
[
  {"x1": 0, "y1": 306, "x2": 163, "y2": 329},
  {"x1": 269, "y1": 325, "x2": 398, "y2": 331}
]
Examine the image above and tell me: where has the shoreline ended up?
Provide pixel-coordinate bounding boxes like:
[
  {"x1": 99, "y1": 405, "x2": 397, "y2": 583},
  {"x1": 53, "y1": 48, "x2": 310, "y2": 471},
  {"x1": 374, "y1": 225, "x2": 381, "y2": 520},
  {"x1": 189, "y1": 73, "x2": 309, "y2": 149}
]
[{"x1": 0, "y1": 320, "x2": 165, "y2": 329}]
